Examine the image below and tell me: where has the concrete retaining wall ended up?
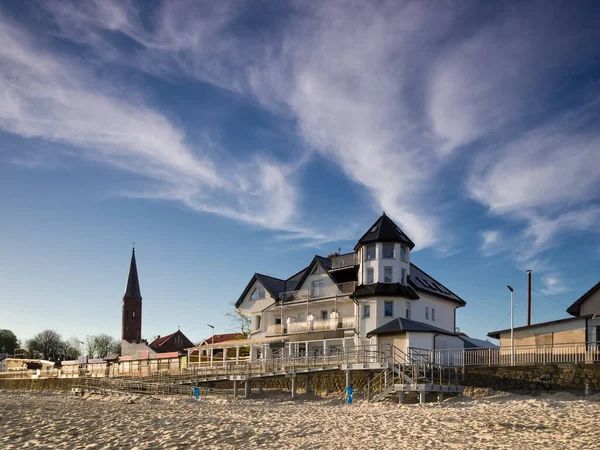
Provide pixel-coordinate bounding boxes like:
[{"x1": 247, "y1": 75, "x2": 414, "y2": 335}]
[{"x1": 464, "y1": 364, "x2": 600, "y2": 395}]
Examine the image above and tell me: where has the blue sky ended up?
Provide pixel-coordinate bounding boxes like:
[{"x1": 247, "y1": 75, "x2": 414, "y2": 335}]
[{"x1": 1, "y1": 1, "x2": 599, "y2": 345}]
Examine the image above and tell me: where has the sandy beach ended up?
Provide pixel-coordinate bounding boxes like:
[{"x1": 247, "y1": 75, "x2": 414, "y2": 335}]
[{"x1": 1, "y1": 390, "x2": 600, "y2": 449}]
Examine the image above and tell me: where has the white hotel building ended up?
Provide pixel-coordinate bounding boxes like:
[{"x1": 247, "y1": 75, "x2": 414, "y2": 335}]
[{"x1": 235, "y1": 213, "x2": 468, "y2": 359}]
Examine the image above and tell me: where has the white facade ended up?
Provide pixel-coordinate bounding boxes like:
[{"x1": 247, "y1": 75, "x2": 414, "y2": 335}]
[{"x1": 235, "y1": 214, "x2": 467, "y2": 356}]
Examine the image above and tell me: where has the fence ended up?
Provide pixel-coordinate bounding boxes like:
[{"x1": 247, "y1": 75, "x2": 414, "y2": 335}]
[
  {"x1": 0, "y1": 345, "x2": 388, "y2": 381},
  {"x1": 412, "y1": 342, "x2": 600, "y2": 367}
]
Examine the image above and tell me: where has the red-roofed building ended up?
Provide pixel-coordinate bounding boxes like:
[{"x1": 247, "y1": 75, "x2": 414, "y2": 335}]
[{"x1": 149, "y1": 330, "x2": 194, "y2": 354}]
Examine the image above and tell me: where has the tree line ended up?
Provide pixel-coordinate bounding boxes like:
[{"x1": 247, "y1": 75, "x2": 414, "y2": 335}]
[{"x1": 0, "y1": 329, "x2": 119, "y2": 361}]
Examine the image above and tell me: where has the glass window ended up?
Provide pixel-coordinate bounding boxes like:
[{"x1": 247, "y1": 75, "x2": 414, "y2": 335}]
[
  {"x1": 384, "y1": 301, "x2": 393, "y2": 317},
  {"x1": 384, "y1": 266, "x2": 393, "y2": 283},
  {"x1": 365, "y1": 245, "x2": 376, "y2": 260},
  {"x1": 401, "y1": 268, "x2": 406, "y2": 284},
  {"x1": 432, "y1": 308, "x2": 436, "y2": 321},
  {"x1": 255, "y1": 316, "x2": 262, "y2": 331},
  {"x1": 382, "y1": 244, "x2": 394, "y2": 259},
  {"x1": 311, "y1": 279, "x2": 324, "y2": 298},
  {"x1": 366, "y1": 268, "x2": 374, "y2": 284},
  {"x1": 363, "y1": 304, "x2": 371, "y2": 318},
  {"x1": 251, "y1": 286, "x2": 265, "y2": 301},
  {"x1": 406, "y1": 302, "x2": 411, "y2": 319},
  {"x1": 425, "y1": 307, "x2": 429, "y2": 320},
  {"x1": 275, "y1": 318, "x2": 282, "y2": 325},
  {"x1": 399, "y1": 247, "x2": 406, "y2": 261},
  {"x1": 132, "y1": 311, "x2": 136, "y2": 319},
  {"x1": 321, "y1": 310, "x2": 328, "y2": 320}
]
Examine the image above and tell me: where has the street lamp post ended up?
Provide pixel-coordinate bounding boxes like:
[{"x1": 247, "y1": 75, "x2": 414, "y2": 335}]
[
  {"x1": 207, "y1": 324, "x2": 215, "y2": 367},
  {"x1": 507, "y1": 285, "x2": 514, "y2": 366}
]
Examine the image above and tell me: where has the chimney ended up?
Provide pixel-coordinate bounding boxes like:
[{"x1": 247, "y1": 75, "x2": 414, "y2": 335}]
[{"x1": 527, "y1": 270, "x2": 532, "y2": 326}]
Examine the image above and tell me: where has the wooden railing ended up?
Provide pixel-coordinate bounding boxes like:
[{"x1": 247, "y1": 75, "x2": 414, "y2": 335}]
[{"x1": 410, "y1": 342, "x2": 600, "y2": 367}]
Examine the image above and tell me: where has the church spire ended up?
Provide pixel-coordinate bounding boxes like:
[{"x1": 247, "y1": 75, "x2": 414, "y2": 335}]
[{"x1": 123, "y1": 247, "x2": 142, "y2": 300}]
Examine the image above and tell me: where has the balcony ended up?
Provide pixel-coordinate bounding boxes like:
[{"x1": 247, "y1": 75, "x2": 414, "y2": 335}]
[
  {"x1": 266, "y1": 316, "x2": 356, "y2": 336},
  {"x1": 279, "y1": 281, "x2": 356, "y2": 304},
  {"x1": 330, "y1": 252, "x2": 358, "y2": 270}
]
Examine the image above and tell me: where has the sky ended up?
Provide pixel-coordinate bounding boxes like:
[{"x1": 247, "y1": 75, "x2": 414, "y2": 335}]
[{"x1": 1, "y1": 0, "x2": 599, "y2": 346}]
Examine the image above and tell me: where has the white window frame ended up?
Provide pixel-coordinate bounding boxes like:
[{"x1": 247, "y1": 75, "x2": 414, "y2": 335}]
[
  {"x1": 363, "y1": 304, "x2": 371, "y2": 318},
  {"x1": 321, "y1": 310, "x2": 328, "y2": 320},
  {"x1": 311, "y1": 279, "x2": 324, "y2": 298},
  {"x1": 366, "y1": 268, "x2": 374, "y2": 284},
  {"x1": 401, "y1": 268, "x2": 406, "y2": 285},
  {"x1": 384, "y1": 301, "x2": 393, "y2": 317},
  {"x1": 400, "y1": 247, "x2": 406, "y2": 262},
  {"x1": 432, "y1": 308, "x2": 436, "y2": 321},
  {"x1": 251, "y1": 286, "x2": 265, "y2": 301},
  {"x1": 365, "y1": 245, "x2": 376, "y2": 261},
  {"x1": 406, "y1": 301, "x2": 411, "y2": 320},
  {"x1": 384, "y1": 266, "x2": 393, "y2": 283},
  {"x1": 255, "y1": 315, "x2": 262, "y2": 331},
  {"x1": 425, "y1": 307, "x2": 429, "y2": 320},
  {"x1": 382, "y1": 243, "x2": 395, "y2": 259}
]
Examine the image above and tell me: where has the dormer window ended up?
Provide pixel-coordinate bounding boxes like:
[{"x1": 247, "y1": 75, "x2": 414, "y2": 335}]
[
  {"x1": 365, "y1": 245, "x2": 376, "y2": 261},
  {"x1": 382, "y1": 244, "x2": 395, "y2": 259},
  {"x1": 251, "y1": 286, "x2": 266, "y2": 300}
]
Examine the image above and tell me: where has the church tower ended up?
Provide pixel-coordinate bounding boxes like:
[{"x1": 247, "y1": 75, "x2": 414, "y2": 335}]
[{"x1": 121, "y1": 247, "x2": 142, "y2": 343}]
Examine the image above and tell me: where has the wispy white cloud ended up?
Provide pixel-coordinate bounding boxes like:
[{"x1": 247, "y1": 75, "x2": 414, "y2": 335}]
[
  {"x1": 0, "y1": 10, "x2": 323, "y2": 241},
  {"x1": 540, "y1": 273, "x2": 569, "y2": 296},
  {"x1": 2, "y1": 0, "x2": 599, "y2": 257}
]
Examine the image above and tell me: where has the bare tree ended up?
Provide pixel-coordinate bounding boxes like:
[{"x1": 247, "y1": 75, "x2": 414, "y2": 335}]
[
  {"x1": 93, "y1": 334, "x2": 119, "y2": 358},
  {"x1": 225, "y1": 302, "x2": 251, "y2": 337},
  {"x1": 26, "y1": 330, "x2": 64, "y2": 360},
  {"x1": 63, "y1": 336, "x2": 83, "y2": 360},
  {"x1": 84, "y1": 335, "x2": 97, "y2": 358}
]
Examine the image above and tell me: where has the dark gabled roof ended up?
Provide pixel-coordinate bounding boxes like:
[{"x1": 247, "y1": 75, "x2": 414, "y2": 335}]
[
  {"x1": 350, "y1": 282, "x2": 419, "y2": 300},
  {"x1": 566, "y1": 281, "x2": 600, "y2": 317},
  {"x1": 149, "y1": 330, "x2": 194, "y2": 350},
  {"x1": 408, "y1": 264, "x2": 465, "y2": 306},
  {"x1": 123, "y1": 248, "x2": 142, "y2": 300},
  {"x1": 487, "y1": 314, "x2": 592, "y2": 340},
  {"x1": 288, "y1": 255, "x2": 337, "y2": 294},
  {"x1": 367, "y1": 317, "x2": 456, "y2": 337},
  {"x1": 355, "y1": 212, "x2": 415, "y2": 250},
  {"x1": 284, "y1": 266, "x2": 309, "y2": 292},
  {"x1": 235, "y1": 273, "x2": 286, "y2": 307},
  {"x1": 255, "y1": 274, "x2": 286, "y2": 298}
]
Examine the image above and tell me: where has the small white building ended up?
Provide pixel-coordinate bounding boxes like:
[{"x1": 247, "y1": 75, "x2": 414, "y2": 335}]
[{"x1": 235, "y1": 213, "x2": 467, "y2": 358}]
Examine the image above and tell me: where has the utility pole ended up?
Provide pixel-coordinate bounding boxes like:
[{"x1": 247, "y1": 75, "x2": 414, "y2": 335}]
[
  {"x1": 507, "y1": 285, "x2": 514, "y2": 366},
  {"x1": 527, "y1": 270, "x2": 532, "y2": 326}
]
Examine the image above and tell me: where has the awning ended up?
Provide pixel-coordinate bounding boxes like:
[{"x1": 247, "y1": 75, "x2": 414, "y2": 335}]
[{"x1": 186, "y1": 335, "x2": 289, "y2": 351}]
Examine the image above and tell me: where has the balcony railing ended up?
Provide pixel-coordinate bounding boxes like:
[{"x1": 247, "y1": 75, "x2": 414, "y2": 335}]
[
  {"x1": 331, "y1": 252, "x2": 358, "y2": 269},
  {"x1": 279, "y1": 281, "x2": 356, "y2": 304},
  {"x1": 266, "y1": 316, "x2": 356, "y2": 336}
]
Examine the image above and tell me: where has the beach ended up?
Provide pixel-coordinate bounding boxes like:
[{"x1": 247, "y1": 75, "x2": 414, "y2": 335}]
[{"x1": 1, "y1": 390, "x2": 600, "y2": 449}]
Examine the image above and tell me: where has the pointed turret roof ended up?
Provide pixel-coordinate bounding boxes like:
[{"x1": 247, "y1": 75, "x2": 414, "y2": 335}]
[
  {"x1": 123, "y1": 248, "x2": 142, "y2": 300},
  {"x1": 354, "y1": 212, "x2": 415, "y2": 250}
]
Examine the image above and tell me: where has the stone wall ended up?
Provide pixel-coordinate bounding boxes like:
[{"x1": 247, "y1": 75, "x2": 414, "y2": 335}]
[
  {"x1": 465, "y1": 364, "x2": 600, "y2": 395},
  {"x1": 0, "y1": 378, "x2": 77, "y2": 392}
]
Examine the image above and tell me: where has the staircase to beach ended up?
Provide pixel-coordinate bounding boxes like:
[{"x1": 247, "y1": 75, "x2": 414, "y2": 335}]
[{"x1": 368, "y1": 345, "x2": 464, "y2": 403}]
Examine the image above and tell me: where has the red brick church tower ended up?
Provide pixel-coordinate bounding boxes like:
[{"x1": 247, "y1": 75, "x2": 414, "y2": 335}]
[{"x1": 121, "y1": 247, "x2": 142, "y2": 343}]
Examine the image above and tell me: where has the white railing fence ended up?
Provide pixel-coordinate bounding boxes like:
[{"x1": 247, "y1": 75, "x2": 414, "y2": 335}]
[{"x1": 410, "y1": 342, "x2": 600, "y2": 367}]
